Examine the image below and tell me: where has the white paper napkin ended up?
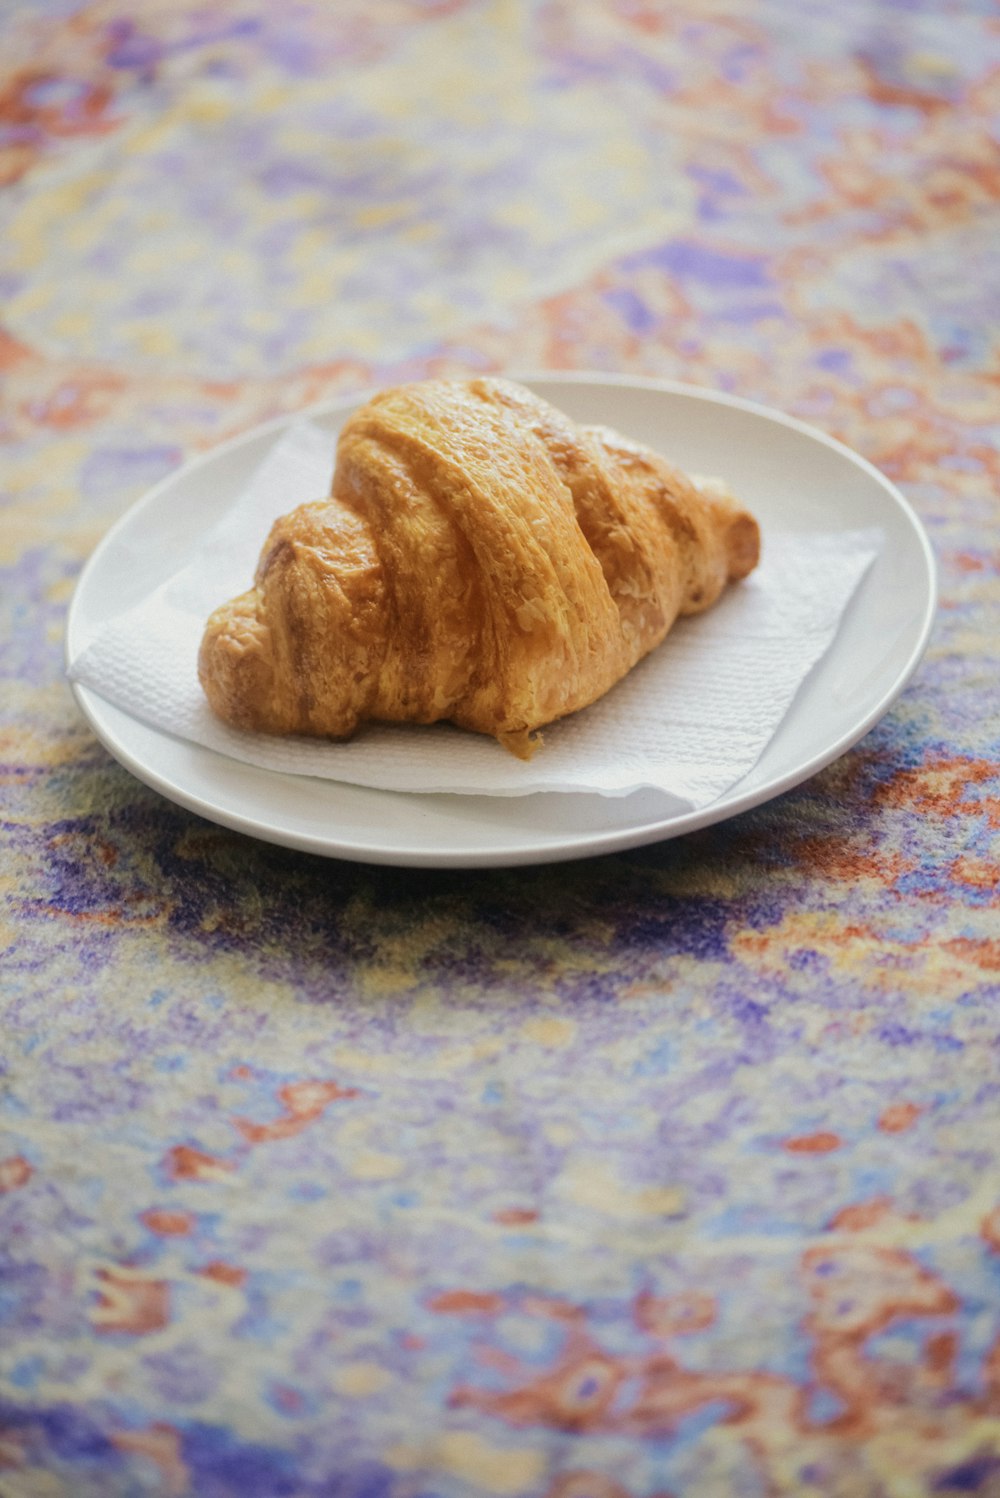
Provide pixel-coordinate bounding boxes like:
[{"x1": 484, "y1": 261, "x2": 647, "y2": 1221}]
[{"x1": 68, "y1": 422, "x2": 880, "y2": 808}]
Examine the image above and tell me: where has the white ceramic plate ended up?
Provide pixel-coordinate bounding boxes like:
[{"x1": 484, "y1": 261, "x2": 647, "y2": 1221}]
[{"x1": 66, "y1": 374, "x2": 936, "y2": 868}]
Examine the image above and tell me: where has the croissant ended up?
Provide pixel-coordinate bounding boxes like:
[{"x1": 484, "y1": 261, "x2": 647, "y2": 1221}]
[{"x1": 198, "y1": 377, "x2": 760, "y2": 758}]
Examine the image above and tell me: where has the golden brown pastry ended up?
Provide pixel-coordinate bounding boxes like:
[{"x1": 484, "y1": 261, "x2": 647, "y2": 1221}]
[{"x1": 198, "y1": 377, "x2": 760, "y2": 758}]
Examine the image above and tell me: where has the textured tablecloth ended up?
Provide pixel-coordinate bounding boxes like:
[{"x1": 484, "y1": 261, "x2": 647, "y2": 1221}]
[{"x1": 3, "y1": 3, "x2": 1000, "y2": 1495}]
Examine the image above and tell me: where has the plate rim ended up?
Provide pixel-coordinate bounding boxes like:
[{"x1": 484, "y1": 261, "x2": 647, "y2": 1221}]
[{"x1": 65, "y1": 372, "x2": 938, "y2": 868}]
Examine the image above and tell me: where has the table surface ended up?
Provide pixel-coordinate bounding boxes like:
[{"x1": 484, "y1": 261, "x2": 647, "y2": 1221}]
[{"x1": 3, "y1": 3, "x2": 999, "y2": 1495}]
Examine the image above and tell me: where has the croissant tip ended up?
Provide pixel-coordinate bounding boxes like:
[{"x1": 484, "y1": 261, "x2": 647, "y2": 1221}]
[
  {"x1": 726, "y1": 513, "x2": 761, "y2": 581},
  {"x1": 498, "y1": 727, "x2": 543, "y2": 761}
]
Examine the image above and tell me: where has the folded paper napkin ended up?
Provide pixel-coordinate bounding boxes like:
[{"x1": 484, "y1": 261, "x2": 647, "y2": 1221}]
[{"x1": 69, "y1": 422, "x2": 880, "y2": 807}]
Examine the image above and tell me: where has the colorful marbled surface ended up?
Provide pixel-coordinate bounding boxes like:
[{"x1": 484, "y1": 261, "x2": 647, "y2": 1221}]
[{"x1": 3, "y1": 2, "x2": 1000, "y2": 1495}]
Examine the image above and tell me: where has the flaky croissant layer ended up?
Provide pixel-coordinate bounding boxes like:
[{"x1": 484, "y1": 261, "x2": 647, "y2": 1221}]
[{"x1": 199, "y1": 378, "x2": 760, "y2": 758}]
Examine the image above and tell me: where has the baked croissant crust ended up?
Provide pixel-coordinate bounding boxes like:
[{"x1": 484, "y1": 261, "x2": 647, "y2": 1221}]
[{"x1": 198, "y1": 377, "x2": 760, "y2": 758}]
